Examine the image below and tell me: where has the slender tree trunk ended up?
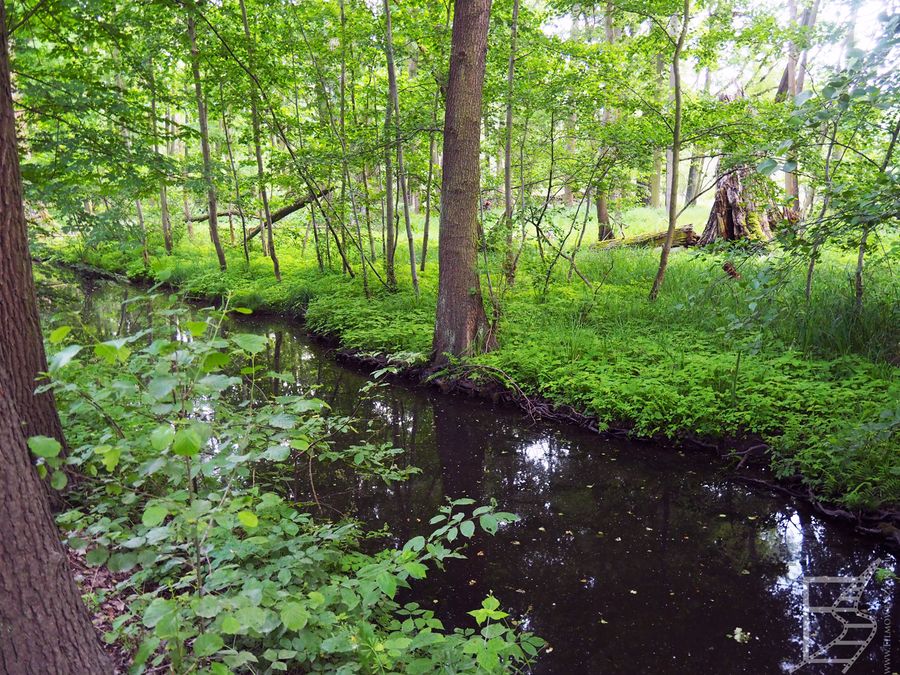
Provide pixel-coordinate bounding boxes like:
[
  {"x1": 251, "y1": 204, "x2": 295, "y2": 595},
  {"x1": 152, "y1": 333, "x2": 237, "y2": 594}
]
[
  {"x1": 649, "y1": 0, "x2": 690, "y2": 301},
  {"x1": 135, "y1": 199, "x2": 149, "y2": 267},
  {"x1": 1, "y1": 8, "x2": 112, "y2": 671},
  {"x1": 383, "y1": 0, "x2": 417, "y2": 293},
  {"x1": 784, "y1": 0, "x2": 800, "y2": 207},
  {"x1": 219, "y1": 84, "x2": 249, "y2": 264},
  {"x1": 433, "y1": 0, "x2": 495, "y2": 364},
  {"x1": 187, "y1": 13, "x2": 227, "y2": 270},
  {"x1": 182, "y1": 108, "x2": 195, "y2": 241},
  {"x1": 239, "y1": 0, "x2": 280, "y2": 280},
  {"x1": 383, "y1": 100, "x2": 397, "y2": 287},
  {"x1": 502, "y1": 0, "x2": 520, "y2": 283},
  {"x1": 421, "y1": 121, "x2": 436, "y2": 271},
  {"x1": 150, "y1": 67, "x2": 173, "y2": 254}
]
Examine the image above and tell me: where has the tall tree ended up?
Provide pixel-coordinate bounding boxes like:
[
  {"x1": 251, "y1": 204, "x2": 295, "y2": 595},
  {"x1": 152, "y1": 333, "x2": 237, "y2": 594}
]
[
  {"x1": 649, "y1": 0, "x2": 690, "y2": 301},
  {"x1": 0, "y1": 7, "x2": 112, "y2": 672},
  {"x1": 433, "y1": 0, "x2": 495, "y2": 363},
  {"x1": 383, "y1": 0, "x2": 419, "y2": 295},
  {"x1": 502, "y1": 0, "x2": 520, "y2": 281},
  {"x1": 0, "y1": 9, "x2": 65, "y2": 446},
  {"x1": 239, "y1": 0, "x2": 280, "y2": 280},
  {"x1": 187, "y1": 9, "x2": 227, "y2": 271}
]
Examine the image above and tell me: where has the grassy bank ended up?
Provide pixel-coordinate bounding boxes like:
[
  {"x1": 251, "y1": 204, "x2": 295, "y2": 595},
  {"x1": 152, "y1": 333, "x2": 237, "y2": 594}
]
[{"x1": 49, "y1": 210, "x2": 899, "y2": 513}]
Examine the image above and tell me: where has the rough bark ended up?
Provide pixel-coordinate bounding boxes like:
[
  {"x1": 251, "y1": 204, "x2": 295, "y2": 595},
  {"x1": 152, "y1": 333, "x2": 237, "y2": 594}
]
[
  {"x1": 433, "y1": 0, "x2": 495, "y2": 364},
  {"x1": 0, "y1": 5, "x2": 65, "y2": 446},
  {"x1": 698, "y1": 168, "x2": 774, "y2": 244},
  {"x1": 0, "y1": 370, "x2": 113, "y2": 675},
  {"x1": 187, "y1": 12, "x2": 227, "y2": 271},
  {"x1": 0, "y1": 8, "x2": 112, "y2": 671}
]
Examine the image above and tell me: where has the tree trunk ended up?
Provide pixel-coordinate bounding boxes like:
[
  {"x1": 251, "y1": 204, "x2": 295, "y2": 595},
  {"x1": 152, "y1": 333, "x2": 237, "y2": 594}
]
[
  {"x1": 502, "y1": 0, "x2": 520, "y2": 283},
  {"x1": 239, "y1": 0, "x2": 280, "y2": 281},
  {"x1": 596, "y1": 193, "x2": 613, "y2": 240},
  {"x1": 649, "y1": 0, "x2": 690, "y2": 301},
  {"x1": 383, "y1": 0, "x2": 419, "y2": 295},
  {"x1": 697, "y1": 167, "x2": 775, "y2": 244},
  {"x1": 0, "y1": 9, "x2": 65, "y2": 447},
  {"x1": 187, "y1": 13, "x2": 227, "y2": 270},
  {"x1": 150, "y1": 68, "x2": 173, "y2": 255},
  {"x1": 383, "y1": 92, "x2": 397, "y2": 288},
  {"x1": 1, "y1": 9, "x2": 112, "y2": 671},
  {"x1": 433, "y1": 0, "x2": 495, "y2": 364},
  {"x1": 219, "y1": 84, "x2": 250, "y2": 264}
]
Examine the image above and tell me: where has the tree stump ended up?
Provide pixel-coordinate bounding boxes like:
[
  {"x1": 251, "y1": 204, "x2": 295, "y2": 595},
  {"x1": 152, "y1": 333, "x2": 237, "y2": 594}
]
[{"x1": 698, "y1": 167, "x2": 775, "y2": 244}]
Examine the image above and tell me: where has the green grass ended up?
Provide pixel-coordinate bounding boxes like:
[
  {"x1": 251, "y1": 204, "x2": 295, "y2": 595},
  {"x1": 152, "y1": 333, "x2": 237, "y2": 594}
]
[{"x1": 50, "y1": 206, "x2": 899, "y2": 510}]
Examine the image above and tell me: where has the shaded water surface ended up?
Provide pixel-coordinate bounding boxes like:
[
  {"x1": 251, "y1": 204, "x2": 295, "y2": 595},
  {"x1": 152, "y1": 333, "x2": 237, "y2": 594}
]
[{"x1": 46, "y1": 274, "x2": 899, "y2": 674}]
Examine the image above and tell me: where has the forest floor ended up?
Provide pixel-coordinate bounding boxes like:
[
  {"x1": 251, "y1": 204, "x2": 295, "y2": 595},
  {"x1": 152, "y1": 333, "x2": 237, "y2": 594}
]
[{"x1": 45, "y1": 206, "x2": 899, "y2": 536}]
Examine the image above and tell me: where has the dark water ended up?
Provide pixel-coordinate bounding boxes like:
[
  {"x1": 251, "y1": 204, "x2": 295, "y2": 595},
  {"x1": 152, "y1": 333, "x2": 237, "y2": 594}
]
[{"x1": 44, "y1": 272, "x2": 899, "y2": 674}]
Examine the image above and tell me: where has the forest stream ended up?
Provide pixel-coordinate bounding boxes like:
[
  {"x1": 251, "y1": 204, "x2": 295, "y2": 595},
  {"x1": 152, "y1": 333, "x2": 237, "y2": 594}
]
[{"x1": 45, "y1": 271, "x2": 899, "y2": 674}]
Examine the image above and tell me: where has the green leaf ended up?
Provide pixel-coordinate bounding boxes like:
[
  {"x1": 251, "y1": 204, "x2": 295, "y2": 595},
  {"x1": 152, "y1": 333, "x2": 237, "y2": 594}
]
[
  {"x1": 85, "y1": 546, "x2": 109, "y2": 566},
  {"x1": 377, "y1": 572, "x2": 397, "y2": 599},
  {"x1": 27, "y1": 435, "x2": 62, "y2": 458},
  {"x1": 193, "y1": 632, "x2": 224, "y2": 658},
  {"x1": 279, "y1": 602, "x2": 309, "y2": 631},
  {"x1": 460, "y1": 521, "x2": 475, "y2": 538},
  {"x1": 172, "y1": 428, "x2": 202, "y2": 456},
  {"x1": 185, "y1": 320, "x2": 208, "y2": 337},
  {"x1": 150, "y1": 425, "x2": 175, "y2": 451},
  {"x1": 756, "y1": 158, "x2": 778, "y2": 176},
  {"x1": 237, "y1": 510, "x2": 259, "y2": 529},
  {"x1": 403, "y1": 535, "x2": 426, "y2": 552},
  {"x1": 220, "y1": 614, "x2": 242, "y2": 634},
  {"x1": 49, "y1": 344, "x2": 82, "y2": 372},
  {"x1": 143, "y1": 598, "x2": 176, "y2": 628},
  {"x1": 233, "y1": 307, "x2": 253, "y2": 314},
  {"x1": 50, "y1": 470, "x2": 68, "y2": 490},
  {"x1": 107, "y1": 552, "x2": 137, "y2": 572},
  {"x1": 142, "y1": 504, "x2": 169, "y2": 527},
  {"x1": 201, "y1": 352, "x2": 231, "y2": 373},
  {"x1": 782, "y1": 159, "x2": 798, "y2": 173},
  {"x1": 231, "y1": 333, "x2": 269, "y2": 355},
  {"x1": 148, "y1": 375, "x2": 178, "y2": 400},
  {"x1": 48, "y1": 326, "x2": 72, "y2": 344}
]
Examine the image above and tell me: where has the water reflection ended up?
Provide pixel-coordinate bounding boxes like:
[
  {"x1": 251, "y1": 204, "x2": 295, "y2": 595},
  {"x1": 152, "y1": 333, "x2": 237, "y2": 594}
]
[{"x1": 41, "y1": 273, "x2": 899, "y2": 674}]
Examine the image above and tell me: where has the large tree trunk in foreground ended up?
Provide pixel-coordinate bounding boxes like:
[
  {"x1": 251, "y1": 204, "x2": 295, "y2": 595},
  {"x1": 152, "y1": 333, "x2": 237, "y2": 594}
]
[
  {"x1": 1, "y1": 9, "x2": 111, "y2": 672},
  {"x1": 698, "y1": 168, "x2": 775, "y2": 244},
  {"x1": 0, "y1": 371, "x2": 111, "y2": 675},
  {"x1": 187, "y1": 13, "x2": 227, "y2": 271},
  {"x1": 432, "y1": 0, "x2": 495, "y2": 364},
  {"x1": 0, "y1": 6, "x2": 65, "y2": 446}
]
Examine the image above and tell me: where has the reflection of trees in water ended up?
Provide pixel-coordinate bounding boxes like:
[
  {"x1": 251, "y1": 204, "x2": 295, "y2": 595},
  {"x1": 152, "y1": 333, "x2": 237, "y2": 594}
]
[{"x1": 62, "y1": 279, "x2": 897, "y2": 674}]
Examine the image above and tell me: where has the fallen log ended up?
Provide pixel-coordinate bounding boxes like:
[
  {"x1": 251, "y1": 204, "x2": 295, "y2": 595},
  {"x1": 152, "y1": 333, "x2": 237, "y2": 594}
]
[
  {"x1": 246, "y1": 189, "x2": 332, "y2": 240},
  {"x1": 187, "y1": 187, "x2": 332, "y2": 237},
  {"x1": 592, "y1": 226, "x2": 698, "y2": 250},
  {"x1": 186, "y1": 209, "x2": 246, "y2": 223}
]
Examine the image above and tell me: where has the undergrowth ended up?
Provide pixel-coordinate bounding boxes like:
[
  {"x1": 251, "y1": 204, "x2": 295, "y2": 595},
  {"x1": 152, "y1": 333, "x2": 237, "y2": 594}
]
[{"x1": 49, "y1": 220, "x2": 899, "y2": 510}]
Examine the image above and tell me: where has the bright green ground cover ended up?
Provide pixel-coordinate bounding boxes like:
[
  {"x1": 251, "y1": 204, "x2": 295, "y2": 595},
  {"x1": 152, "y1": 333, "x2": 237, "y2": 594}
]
[{"x1": 50, "y1": 206, "x2": 899, "y2": 510}]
